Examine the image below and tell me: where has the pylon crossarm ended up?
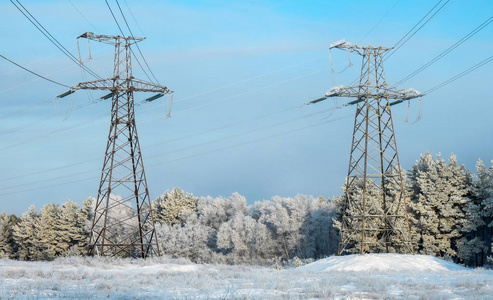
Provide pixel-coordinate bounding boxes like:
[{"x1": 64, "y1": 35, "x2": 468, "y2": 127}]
[
  {"x1": 78, "y1": 32, "x2": 145, "y2": 46},
  {"x1": 73, "y1": 79, "x2": 113, "y2": 91},
  {"x1": 73, "y1": 78, "x2": 173, "y2": 94},
  {"x1": 327, "y1": 85, "x2": 422, "y2": 100},
  {"x1": 130, "y1": 78, "x2": 173, "y2": 94},
  {"x1": 330, "y1": 40, "x2": 392, "y2": 56}
]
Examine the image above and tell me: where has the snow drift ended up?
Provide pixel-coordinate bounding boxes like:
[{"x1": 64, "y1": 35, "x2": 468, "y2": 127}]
[
  {"x1": 298, "y1": 253, "x2": 469, "y2": 273},
  {"x1": 0, "y1": 254, "x2": 490, "y2": 299}
]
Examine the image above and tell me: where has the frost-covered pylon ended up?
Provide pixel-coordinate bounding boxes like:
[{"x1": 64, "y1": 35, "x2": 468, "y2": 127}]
[
  {"x1": 309, "y1": 40, "x2": 423, "y2": 254},
  {"x1": 60, "y1": 32, "x2": 172, "y2": 258}
]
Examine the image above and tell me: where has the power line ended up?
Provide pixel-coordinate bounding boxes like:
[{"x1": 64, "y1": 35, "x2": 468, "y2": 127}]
[
  {"x1": 394, "y1": 15, "x2": 493, "y2": 86},
  {"x1": 150, "y1": 114, "x2": 353, "y2": 168},
  {"x1": 424, "y1": 55, "x2": 493, "y2": 94},
  {"x1": 0, "y1": 104, "x2": 300, "y2": 183},
  {"x1": 1, "y1": 67, "x2": 322, "y2": 155},
  {"x1": 0, "y1": 112, "x2": 353, "y2": 197},
  {"x1": 0, "y1": 100, "x2": 101, "y2": 137},
  {"x1": 357, "y1": 0, "x2": 401, "y2": 44},
  {"x1": 384, "y1": 0, "x2": 450, "y2": 61},
  {"x1": 0, "y1": 98, "x2": 51, "y2": 120},
  {"x1": 175, "y1": 70, "x2": 321, "y2": 114},
  {"x1": 345, "y1": 0, "x2": 450, "y2": 87},
  {"x1": 0, "y1": 106, "x2": 339, "y2": 191},
  {"x1": 67, "y1": 0, "x2": 99, "y2": 32},
  {"x1": 0, "y1": 113, "x2": 107, "y2": 152},
  {"x1": 0, "y1": 54, "x2": 69, "y2": 87},
  {"x1": 123, "y1": 0, "x2": 145, "y2": 36},
  {"x1": 10, "y1": 0, "x2": 104, "y2": 81},
  {"x1": 104, "y1": 0, "x2": 154, "y2": 83},
  {"x1": 0, "y1": 175, "x2": 96, "y2": 197},
  {"x1": 115, "y1": 0, "x2": 160, "y2": 84},
  {"x1": 143, "y1": 105, "x2": 341, "y2": 160}
]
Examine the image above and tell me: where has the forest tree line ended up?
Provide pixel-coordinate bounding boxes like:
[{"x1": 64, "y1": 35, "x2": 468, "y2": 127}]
[{"x1": 0, "y1": 152, "x2": 492, "y2": 267}]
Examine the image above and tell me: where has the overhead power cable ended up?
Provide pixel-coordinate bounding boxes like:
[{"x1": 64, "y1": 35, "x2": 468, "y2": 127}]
[
  {"x1": 0, "y1": 112, "x2": 353, "y2": 196},
  {"x1": 0, "y1": 113, "x2": 108, "y2": 152},
  {"x1": 0, "y1": 100, "x2": 102, "y2": 137},
  {"x1": 115, "y1": 0, "x2": 160, "y2": 84},
  {"x1": 357, "y1": 0, "x2": 401, "y2": 44},
  {"x1": 0, "y1": 106, "x2": 340, "y2": 191},
  {"x1": 104, "y1": 0, "x2": 154, "y2": 83},
  {"x1": 0, "y1": 54, "x2": 69, "y2": 88},
  {"x1": 10, "y1": 0, "x2": 105, "y2": 81},
  {"x1": 395, "y1": 15, "x2": 493, "y2": 86},
  {"x1": 345, "y1": 0, "x2": 449, "y2": 87},
  {"x1": 67, "y1": 0, "x2": 99, "y2": 32},
  {"x1": 1, "y1": 67, "x2": 322, "y2": 154},
  {"x1": 0, "y1": 105, "x2": 300, "y2": 183},
  {"x1": 143, "y1": 105, "x2": 341, "y2": 158},
  {"x1": 149, "y1": 114, "x2": 353, "y2": 169},
  {"x1": 384, "y1": 0, "x2": 450, "y2": 61},
  {"x1": 424, "y1": 55, "x2": 493, "y2": 94},
  {"x1": 123, "y1": 0, "x2": 145, "y2": 36}
]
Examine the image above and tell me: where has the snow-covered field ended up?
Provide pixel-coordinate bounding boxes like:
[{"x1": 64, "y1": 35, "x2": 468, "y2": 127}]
[{"x1": 1, "y1": 254, "x2": 492, "y2": 299}]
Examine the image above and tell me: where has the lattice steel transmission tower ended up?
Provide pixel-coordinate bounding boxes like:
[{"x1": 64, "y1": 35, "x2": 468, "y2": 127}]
[
  {"x1": 64, "y1": 32, "x2": 172, "y2": 258},
  {"x1": 308, "y1": 40, "x2": 422, "y2": 255}
]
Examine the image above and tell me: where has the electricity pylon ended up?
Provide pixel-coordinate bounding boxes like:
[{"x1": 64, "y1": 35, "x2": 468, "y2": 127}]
[
  {"x1": 61, "y1": 32, "x2": 172, "y2": 258},
  {"x1": 308, "y1": 40, "x2": 422, "y2": 255}
]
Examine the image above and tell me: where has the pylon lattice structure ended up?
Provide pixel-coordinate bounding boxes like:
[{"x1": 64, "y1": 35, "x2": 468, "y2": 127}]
[
  {"x1": 72, "y1": 32, "x2": 172, "y2": 258},
  {"x1": 309, "y1": 40, "x2": 422, "y2": 255}
]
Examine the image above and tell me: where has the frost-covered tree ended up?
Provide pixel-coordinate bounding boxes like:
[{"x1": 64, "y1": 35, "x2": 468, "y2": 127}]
[
  {"x1": 157, "y1": 212, "x2": 216, "y2": 263},
  {"x1": 455, "y1": 201, "x2": 487, "y2": 265},
  {"x1": 257, "y1": 195, "x2": 308, "y2": 259},
  {"x1": 216, "y1": 213, "x2": 274, "y2": 264},
  {"x1": 299, "y1": 196, "x2": 339, "y2": 258},
  {"x1": 13, "y1": 205, "x2": 41, "y2": 261},
  {"x1": 0, "y1": 212, "x2": 19, "y2": 258},
  {"x1": 156, "y1": 192, "x2": 248, "y2": 263},
  {"x1": 36, "y1": 203, "x2": 62, "y2": 260},
  {"x1": 153, "y1": 187, "x2": 198, "y2": 225},
  {"x1": 58, "y1": 201, "x2": 88, "y2": 256},
  {"x1": 197, "y1": 193, "x2": 247, "y2": 230},
  {"x1": 474, "y1": 160, "x2": 493, "y2": 265},
  {"x1": 408, "y1": 152, "x2": 472, "y2": 259}
]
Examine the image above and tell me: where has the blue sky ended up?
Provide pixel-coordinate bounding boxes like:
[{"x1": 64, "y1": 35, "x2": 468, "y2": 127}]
[{"x1": 1, "y1": 0, "x2": 492, "y2": 215}]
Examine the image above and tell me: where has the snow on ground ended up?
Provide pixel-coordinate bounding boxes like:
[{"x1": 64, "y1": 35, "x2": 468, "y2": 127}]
[
  {"x1": 298, "y1": 253, "x2": 468, "y2": 272},
  {"x1": 0, "y1": 254, "x2": 492, "y2": 299}
]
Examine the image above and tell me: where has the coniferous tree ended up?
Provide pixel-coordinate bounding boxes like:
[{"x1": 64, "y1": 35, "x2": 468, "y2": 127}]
[
  {"x1": 58, "y1": 200, "x2": 88, "y2": 256},
  {"x1": 0, "y1": 212, "x2": 19, "y2": 258},
  {"x1": 153, "y1": 187, "x2": 199, "y2": 225},
  {"x1": 409, "y1": 152, "x2": 472, "y2": 260},
  {"x1": 475, "y1": 160, "x2": 493, "y2": 264},
  {"x1": 37, "y1": 203, "x2": 62, "y2": 260},
  {"x1": 13, "y1": 205, "x2": 40, "y2": 261}
]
